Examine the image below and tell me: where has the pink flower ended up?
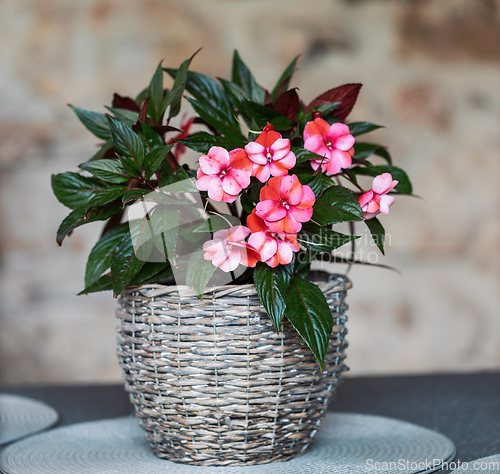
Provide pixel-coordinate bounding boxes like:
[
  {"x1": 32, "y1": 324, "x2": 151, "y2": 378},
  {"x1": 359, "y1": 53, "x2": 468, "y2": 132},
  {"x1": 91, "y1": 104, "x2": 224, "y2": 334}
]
[
  {"x1": 303, "y1": 118, "x2": 355, "y2": 175},
  {"x1": 358, "y1": 173, "x2": 399, "y2": 220},
  {"x1": 244, "y1": 124, "x2": 296, "y2": 183},
  {"x1": 255, "y1": 175, "x2": 315, "y2": 234},
  {"x1": 247, "y1": 210, "x2": 300, "y2": 268},
  {"x1": 196, "y1": 147, "x2": 253, "y2": 203},
  {"x1": 203, "y1": 226, "x2": 259, "y2": 272}
]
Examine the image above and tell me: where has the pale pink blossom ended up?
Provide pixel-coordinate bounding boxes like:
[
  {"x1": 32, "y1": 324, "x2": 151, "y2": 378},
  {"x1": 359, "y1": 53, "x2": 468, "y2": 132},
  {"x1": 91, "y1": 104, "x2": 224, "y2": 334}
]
[
  {"x1": 244, "y1": 124, "x2": 296, "y2": 183},
  {"x1": 358, "y1": 173, "x2": 398, "y2": 220},
  {"x1": 255, "y1": 175, "x2": 315, "y2": 234},
  {"x1": 196, "y1": 147, "x2": 253, "y2": 203},
  {"x1": 203, "y1": 226, "x2": 259, "y2": 272},
  {"x1": 247, "y1": 210, "x2": 299, "y2": 268},
  {"x1": 303, "y1": 118, "x2": 355, "y2": 175}
]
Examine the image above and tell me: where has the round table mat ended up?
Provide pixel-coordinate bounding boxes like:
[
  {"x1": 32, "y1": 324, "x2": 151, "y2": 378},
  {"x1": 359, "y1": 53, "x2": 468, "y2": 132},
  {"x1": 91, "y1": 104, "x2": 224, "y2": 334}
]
[
  {"x1": 0, "y1": 394, "x2": 59, "y2": 446},
  {"x1": 449, "y1": 454, "x2": 500, "y2": 473},
  {"x1": 0, "y1": 412, "x2": 455, "y2": 474}
]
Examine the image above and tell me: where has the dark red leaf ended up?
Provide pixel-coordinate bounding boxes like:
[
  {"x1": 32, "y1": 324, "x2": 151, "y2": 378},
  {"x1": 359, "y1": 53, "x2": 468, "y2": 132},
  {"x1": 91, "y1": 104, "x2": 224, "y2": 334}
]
[
  {"x1": 112, "y1": 93, "x2": 140, "y2": 112},
  {"x1": 139, "y1": 96, "x2": 150, "y2": 123},
  {"x1": 305, "y1": 83, "x2": 362, "y2": 121},
  {"x1": 274, "y1": 89, "x2": 300, "y2": 122}
]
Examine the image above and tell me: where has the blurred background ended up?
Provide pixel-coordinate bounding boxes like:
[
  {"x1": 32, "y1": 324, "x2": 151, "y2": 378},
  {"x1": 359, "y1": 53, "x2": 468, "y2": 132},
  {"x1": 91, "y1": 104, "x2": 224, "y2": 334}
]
[{"x1": 0, "y1": 0, "x2": 498, "y2": 386}]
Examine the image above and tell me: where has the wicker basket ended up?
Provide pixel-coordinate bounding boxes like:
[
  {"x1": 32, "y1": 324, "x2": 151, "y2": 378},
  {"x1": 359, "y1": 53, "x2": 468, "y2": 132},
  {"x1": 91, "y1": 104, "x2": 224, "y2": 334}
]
[{"x1": 116, "y1": 274, "x2": 350, "y2": 466}]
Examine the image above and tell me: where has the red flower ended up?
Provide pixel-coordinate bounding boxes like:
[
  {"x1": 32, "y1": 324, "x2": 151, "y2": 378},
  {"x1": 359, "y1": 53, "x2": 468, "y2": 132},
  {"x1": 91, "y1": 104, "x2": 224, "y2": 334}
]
[
  {"x1": 303, "y1": 118, "x2": 355, "y2": 175},
  {"x1": 168, "y1": 114, "x2": 195, "y2": 160},
  {"x1": 247, "y1": 210, "x2": 299, "y2": 268},
  {"x1": 196, "y1": 147, "x2": 253, "y2": 203},
  {"x1": 245, "y1": 125, "x2": 296, "y2": 182},
  {"x1": 203, "y1": 226, "x2": 259, "y2": 272},
  {"x1": 358, "y1": 173, "x2": 398, "y2": 220},
  {"x1": 255, "y1": 175, "x2": 315, "y2": 234}
]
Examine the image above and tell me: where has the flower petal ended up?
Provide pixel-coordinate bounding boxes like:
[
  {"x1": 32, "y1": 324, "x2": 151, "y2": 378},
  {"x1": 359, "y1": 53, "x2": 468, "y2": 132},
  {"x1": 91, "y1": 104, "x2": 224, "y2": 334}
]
[
  {"x1": 372, "y1": 173, "x2": 395, "y2": 194},
  {"x1": 270, "y1": 138, "x2": 291, "y2": 161},
  {"x1": 256, "y1": 199, "x2": 287, "y2": 222},
  {"x1": 199, "y1": 147, "x2": 230, "y2": 174},
  {"x1": 207, "y1": 178, "x2": 224, "y2": 201},
  {"x1": 378, "y1": 194, "x2": 395, "y2": 214},
  {"x1": 244, "y1": 142, "x2": 267, "y2": 165},
  {"x1": 222, "y1": 174, "x2": 242, "y2": 195},
  {"x1": 304, "y1": 118, "x2": 330, "y2": 142},
  {"x1": 248, "y1": 231, "x2": 278, "y2": 262},
  {"x1": 280, "y1": 175, "x2": 303, "y2": 205},
  {"x1": 252, "y1": 163, "x2": 271, "y2": 183},
  {"x1": 276, "y1": 240, "x2": 293, "y2": 265},
  {"x1": 246, "y1": 210, "x2": 269, "y2": 233},
  {"x1": 260, "y1": 177, "x2": 282, "y2": 201}
]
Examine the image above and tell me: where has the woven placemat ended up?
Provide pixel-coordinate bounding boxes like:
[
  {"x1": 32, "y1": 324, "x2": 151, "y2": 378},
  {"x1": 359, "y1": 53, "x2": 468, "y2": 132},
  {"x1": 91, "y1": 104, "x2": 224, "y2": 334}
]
[
  {"x1": 449, "y1": 454, "x2": 500, "y2": 473},
  {"x1": 0, "y1": 413, "x2": 455, "y2": 473},
  {"x1": 0, "y1": 394, "x2": 58, "y2": 446}
]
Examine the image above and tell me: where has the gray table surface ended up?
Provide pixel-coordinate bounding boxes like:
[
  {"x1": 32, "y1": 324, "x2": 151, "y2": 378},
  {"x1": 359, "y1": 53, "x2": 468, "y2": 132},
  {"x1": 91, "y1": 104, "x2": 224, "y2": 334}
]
[{"x1": 1, "y1": 371, "x2": 499, "y2": 472}]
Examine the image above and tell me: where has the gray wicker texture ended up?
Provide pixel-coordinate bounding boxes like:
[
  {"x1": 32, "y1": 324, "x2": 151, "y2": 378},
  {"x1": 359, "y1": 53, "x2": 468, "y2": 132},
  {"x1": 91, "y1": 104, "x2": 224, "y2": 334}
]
[
  {"x1": 116, "y1": 275, "x2": 350, "y2": 466},
  {"x1": 0, "y1": 413, "x2": 457, "y2": 474},
  {"x1": 0, "y1": 394, "x2": 58, "y2": 446}
]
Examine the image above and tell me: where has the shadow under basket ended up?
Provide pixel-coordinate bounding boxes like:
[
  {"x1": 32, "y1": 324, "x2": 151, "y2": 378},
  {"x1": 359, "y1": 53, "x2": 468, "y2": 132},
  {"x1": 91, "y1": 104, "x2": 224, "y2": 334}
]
[{"x1": 116, "y1": 274, "x2": 350, "y2": 467}]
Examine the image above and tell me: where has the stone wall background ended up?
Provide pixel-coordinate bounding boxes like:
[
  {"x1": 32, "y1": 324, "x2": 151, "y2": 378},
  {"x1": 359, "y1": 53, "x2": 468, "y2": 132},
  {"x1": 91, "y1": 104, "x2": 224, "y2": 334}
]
[{"x1": 0, "y1": 0, "x2": 498, "y2": 385}]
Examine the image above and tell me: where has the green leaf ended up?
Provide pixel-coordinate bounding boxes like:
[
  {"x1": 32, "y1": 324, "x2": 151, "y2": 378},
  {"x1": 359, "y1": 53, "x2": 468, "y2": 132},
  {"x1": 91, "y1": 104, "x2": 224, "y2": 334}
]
[
  {"x1": 365, "y1": 216, "x2": 386, "y2": 254},
  {"x1": 106, "y1": 107, "x2": 139, "y2": 126},
  {"x1": 78, "y1": 273, "x2": 113, "y2": 295},
  {"x1": 240, "y1": 191, "x2": 255, "y2": 214},
  {"x1": 140, "y1": 123, "x2": 165, "y2": 149},
  {"x1": 122, "y1": 188, "x2": 149, "y2": 204},
  {"x1": 164, "y1": 50, "x2": 199, "y2": 120},
  {"x1": 285, "y1": 276, "x2": 333, "y2": 368},
  {"x1": 191, "y1": 214, "x2": 237, "y2": 234},
  {"x1": 106, "y1": 115, "x2": 145, "y2": 169},
  {"x1": 144, "y1": 144, "x2": 174, "y2": 179},
  {"x1": 353, "y1": 142, "x2": 392, "y2": 164},
  {"x1": 80, "y1": 159, "x2": 130, "y2": 184},
  {"x1": 111, "y1": 231, "x2": 148, "y2": 296},
  {"x1": 254, "y1": 263, "x2": 291, "y2": 331},
  {"x1": 149, "y1": 206, "x2": 179, "y2": 265},
  {"x1": 186, "y1": 97, "x2": 244, "y2": 143},
  {"x1": 313, "y1": 185, "x2": 364, "y2": 225},
  {"x1": 51, "y1": 172, "x2": 109, "y2": 209},
  {"x1": 348, "y1": 122, "x2": 383, "y2": 137},
  {"x1": 56, "y1": 204, "x2": 122, "y2": 246},
  {"x1": 300, "y1": 224, "x2": 359, "y2": 252},
  {"x1": 219, "y1": 77, "x2": 247, "y2": 106},
  {"x1": 231, "y1": 50, "x2": 266, "y2": 104},
  {"x1": 271, "y1": 56, "x2": 299, "y2": 103},
  {"x1": 86, "y1": 186, "x2": 127, "y2": 209},
  {"x1": 292, "y1": 147, "x2": 327, "y2": 165},
  {"x1": 148, "y1": 62, "x2": 164, "y2": 123},
  {"x1": 165, "y1": 69, "x2": 233, "y2": 118},
  {"x1": 69, "y1": 105, "x2": 110, "y2": 140},
  {"x1": 177, "y1": 132, "x2": 243, "y2": 154},
  {"x1": 85, "y1": 223, "x2": 129, "y2": 288},
  {"x1": 129, "y1": 262, "x2": 173, "y2": 286},
  {"x1": 186, "y1": 250, "x2": 216, "y2": 296},
  {"x1": 239, "y1": 99, "x2": 279, "y2": 128},
  {"x1": 296, "y1": 169, "x2": 332, "y2": 198}
]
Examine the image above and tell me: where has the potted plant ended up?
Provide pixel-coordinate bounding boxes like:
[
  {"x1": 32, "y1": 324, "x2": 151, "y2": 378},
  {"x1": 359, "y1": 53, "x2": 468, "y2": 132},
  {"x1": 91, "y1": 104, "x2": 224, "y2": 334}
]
[{"x1": 51, "y1": 50, "x2": 412, "y2": 466}]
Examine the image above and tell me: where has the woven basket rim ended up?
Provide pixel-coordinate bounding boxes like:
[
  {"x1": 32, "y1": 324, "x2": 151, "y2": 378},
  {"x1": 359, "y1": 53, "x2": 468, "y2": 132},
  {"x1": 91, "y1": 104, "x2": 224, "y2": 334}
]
[{"x1": 123, "y1": 272, "x2": 352, "y2": 298}]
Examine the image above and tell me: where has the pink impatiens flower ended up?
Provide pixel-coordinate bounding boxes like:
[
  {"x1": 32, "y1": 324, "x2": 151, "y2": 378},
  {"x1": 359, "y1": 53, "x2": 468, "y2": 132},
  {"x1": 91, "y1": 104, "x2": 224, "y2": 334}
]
[
  {"x1": 203, "y1": 226, "x2": 259, "y2": 272},
  {"x1": 255, "y1": 175, "x2": 315, "y2": 234},
  {"x1": 196, "y1": 147, "x2": 253, "y2": 203},
  {"x1": 247, "y1": 210, "x2": 300, "y2": 268},
  {"x1": 358, "y1": 173, "x2": 399, "y2": 220},
  {"x1": 244, "y1": 124, "x2": 296, "y2": 182},
  {"x1": 303, "y1": 117, "x2": 355, "y2": 175}
]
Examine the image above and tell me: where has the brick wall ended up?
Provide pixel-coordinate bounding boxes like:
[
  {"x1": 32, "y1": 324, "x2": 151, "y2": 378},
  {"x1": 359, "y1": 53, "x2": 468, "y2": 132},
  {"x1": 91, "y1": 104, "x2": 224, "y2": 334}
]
[{"x1": 0, "y1": 0, "x2": 498, "y2": 384}]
